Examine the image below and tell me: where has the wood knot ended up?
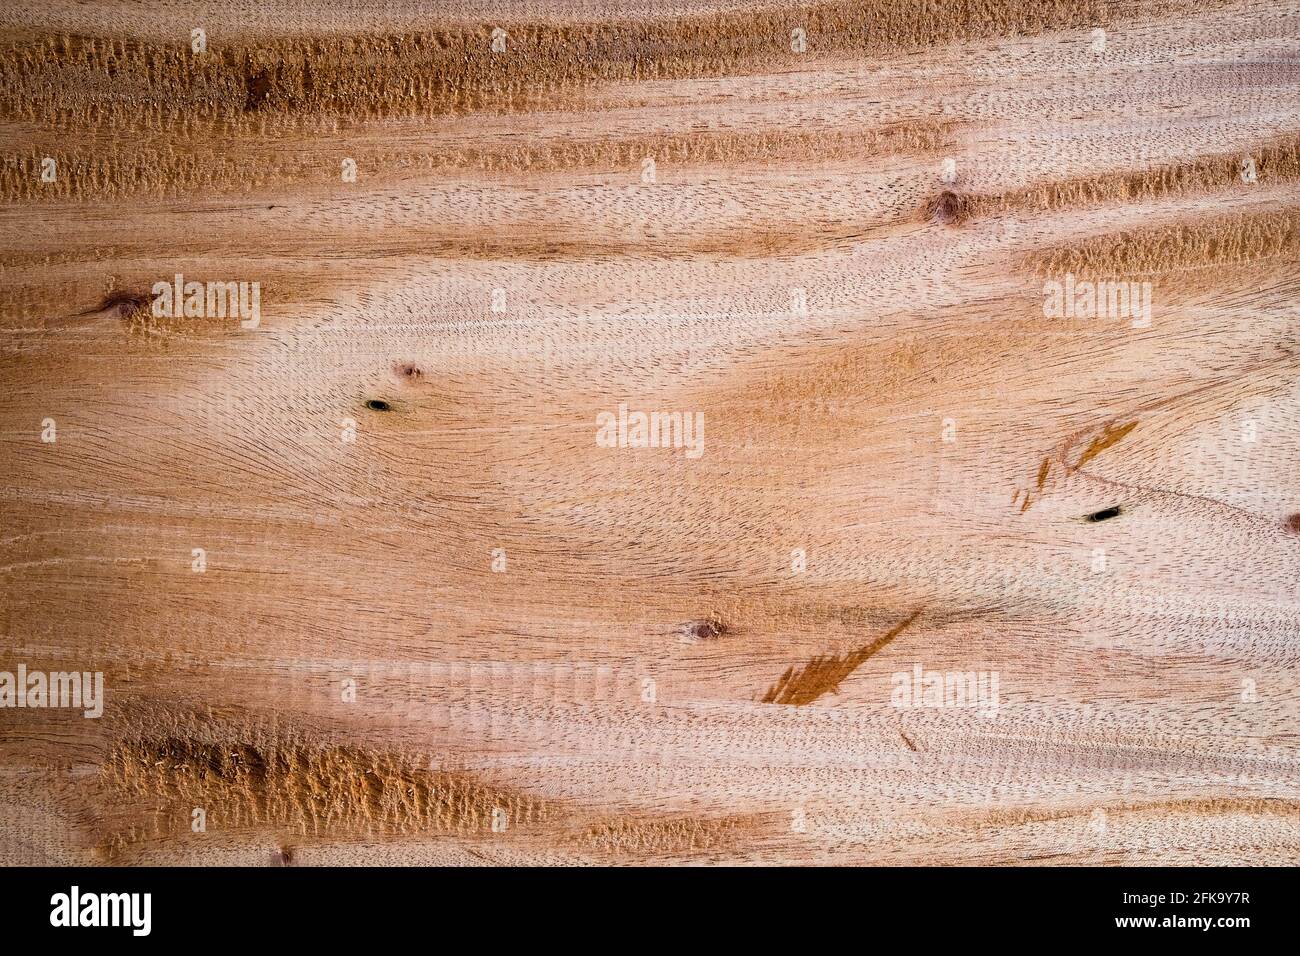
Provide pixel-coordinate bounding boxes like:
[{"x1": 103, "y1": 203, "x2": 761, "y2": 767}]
[
  {"x1": 95, "y1": 291, "x2": 151, "y2": 318},
  {"x1": 393, "y1": 361, "x2": 424, "y2": 382},
  {"x1": 925, "y1": 190, "x2": 967, "y2": 226},
  {"x1": 679, "y1": 617, "x2": 725, "y2": 644}
]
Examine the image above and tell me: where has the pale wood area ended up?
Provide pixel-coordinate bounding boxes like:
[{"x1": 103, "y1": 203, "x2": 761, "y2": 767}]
[{"x1": 1, "y1": 0, "x2": 1298, "y2": 865}]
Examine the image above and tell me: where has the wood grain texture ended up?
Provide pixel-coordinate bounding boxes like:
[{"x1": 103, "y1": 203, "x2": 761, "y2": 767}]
[{"x1": 1, "y1": 0, "x2": 1298, "y2": 866}]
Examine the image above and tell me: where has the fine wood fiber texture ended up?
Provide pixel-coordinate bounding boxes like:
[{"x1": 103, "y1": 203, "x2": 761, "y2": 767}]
[{"x1": 1, "y1": 0, "x2": 1298, "y2": 865}]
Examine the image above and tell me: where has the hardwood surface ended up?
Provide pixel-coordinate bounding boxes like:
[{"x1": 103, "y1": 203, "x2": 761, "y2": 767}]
[{"x1": 1, "y1": 0, "x2": 1298, "y2": 865}]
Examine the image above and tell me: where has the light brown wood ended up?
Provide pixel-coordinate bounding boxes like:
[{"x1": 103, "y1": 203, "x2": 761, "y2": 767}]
[{"x1": 1, "y1": 0, "x2": 1298, "y2": 865}]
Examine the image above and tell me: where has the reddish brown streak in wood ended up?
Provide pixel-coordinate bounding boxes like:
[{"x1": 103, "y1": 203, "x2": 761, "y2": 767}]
[
  {"x1": 1071, "y1": 419, "x2": 1139, "y2": 472},
  {"x1": 761, "y1": 609, "x2": 923, "y2": 706}
]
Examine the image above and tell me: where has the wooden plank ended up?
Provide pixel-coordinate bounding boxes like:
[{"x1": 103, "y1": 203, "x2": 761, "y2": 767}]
[{"x1": 1, "y1": 0, "x2": 1297, "y2": 865}]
